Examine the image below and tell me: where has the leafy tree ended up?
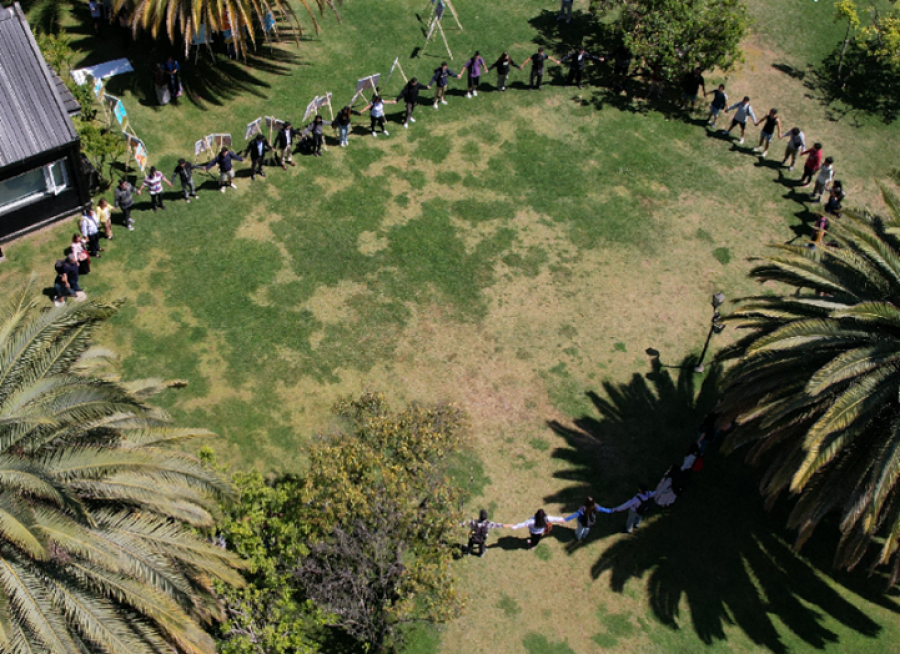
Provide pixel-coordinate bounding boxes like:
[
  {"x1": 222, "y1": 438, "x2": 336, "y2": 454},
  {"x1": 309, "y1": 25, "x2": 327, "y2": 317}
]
[
  {"x1": 298, "y1": 393, "x2": 468, "y2": 654},
  {"x1": 719, "y1": 184, "x2": 900, "y2": 584},
  {"x1": 833, "y1": 1, "x2": 900, "y2": 83},
  {"x1": 590, "y1": 0, "x2": 750, "y2": 81},
  {"x1": 118, "y1": 0, "x2": 342, "y2": 60},
  {"x1": 0, "y1": 278, "x2": 245, "y2": 654},
  {"x1": 203, "y1": 461, "x2": 325, "y2": 654}
]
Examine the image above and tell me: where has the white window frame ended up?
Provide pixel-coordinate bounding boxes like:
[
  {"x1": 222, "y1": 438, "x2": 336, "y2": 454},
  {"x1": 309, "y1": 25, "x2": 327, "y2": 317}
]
[{"x1": 0, "y1": 159, "x2": 71, "y2": 214}]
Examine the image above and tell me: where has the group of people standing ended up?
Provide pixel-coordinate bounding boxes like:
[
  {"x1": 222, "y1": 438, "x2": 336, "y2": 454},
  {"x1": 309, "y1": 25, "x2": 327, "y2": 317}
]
[{"x1": 464, "y1": 410, "x2": 725, "y2": 556}]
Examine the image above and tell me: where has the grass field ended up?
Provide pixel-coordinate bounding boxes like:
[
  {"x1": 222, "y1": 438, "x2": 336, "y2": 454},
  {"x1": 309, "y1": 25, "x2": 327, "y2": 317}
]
[{"x1": 5, "y1": 0, "x2": 900, "y2": 651}]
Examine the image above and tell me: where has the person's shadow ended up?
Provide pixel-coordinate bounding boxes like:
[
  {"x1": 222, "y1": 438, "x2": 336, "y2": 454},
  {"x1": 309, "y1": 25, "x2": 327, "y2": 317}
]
[{"x1": 543, "y1": 354, "x2": 897, "y2": 651}]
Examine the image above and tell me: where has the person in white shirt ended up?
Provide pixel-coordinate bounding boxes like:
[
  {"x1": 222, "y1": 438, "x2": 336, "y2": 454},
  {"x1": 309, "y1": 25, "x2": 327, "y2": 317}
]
[
  {"x1": 79, "y1": 209, "x2": 102, "y2": 258},
  {"x1": 510, "y1": 508, "x2": 567, "y2": 549},
  {"x1": 810, "y1": 156, "x2": 835, "y2": 202},
  {"x1": 720, "y1": 96, "x2": 757, "y2": 145},
  {"x1": 612, "y1": 485, "x2": 656, "y2": 534},
  {"x1": 360, "y1": 95, "x2": 397, "y2": 137}
]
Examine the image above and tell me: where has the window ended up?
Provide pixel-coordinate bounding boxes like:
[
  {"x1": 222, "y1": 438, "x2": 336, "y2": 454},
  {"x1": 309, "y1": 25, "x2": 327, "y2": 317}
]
[{"x1": 0, "y1": 159, "x2": 71, "y2": 214}]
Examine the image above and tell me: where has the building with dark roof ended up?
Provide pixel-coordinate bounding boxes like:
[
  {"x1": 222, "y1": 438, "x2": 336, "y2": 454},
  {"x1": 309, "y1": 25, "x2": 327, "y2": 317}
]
[{"x1": 0, "y1": 2, "x2": 90, "y2": 242}]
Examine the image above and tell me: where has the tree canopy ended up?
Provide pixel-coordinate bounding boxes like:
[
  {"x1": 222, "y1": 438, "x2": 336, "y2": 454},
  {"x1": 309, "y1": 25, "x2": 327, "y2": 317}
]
[
  {"x1": 719, "y1": 183, "x2": 900, "y2": 584},
  {"x1": 0, "y1": 279, "x2": 244, "y2": 654},
  {"x1": 591, "y1": 0, "x2": 749, "y2": 81}
]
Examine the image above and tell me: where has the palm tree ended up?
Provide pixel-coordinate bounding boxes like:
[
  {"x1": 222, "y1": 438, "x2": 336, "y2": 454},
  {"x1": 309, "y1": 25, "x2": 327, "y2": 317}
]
[
  {"x1": 719, "y1": 183, "x2": 900, "y2": 584},
  {"x1": 0, "y1": 278, "x2": 243, "y2": 654},
  {"x1": 120, "y1": 0, "x2": 341, "y2": 60}
]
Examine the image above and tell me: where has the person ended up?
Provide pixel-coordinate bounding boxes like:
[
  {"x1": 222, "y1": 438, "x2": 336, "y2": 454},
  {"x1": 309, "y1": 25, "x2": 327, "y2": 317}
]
[
  {"x1": 810, "y1": 156, "x2": 835, "y2": 201},
  {"x1": 460, "y1": 51, "x2": 487, "y2": 98},
  {"x1": 612, "y1": 485, "x2": 656, "y2": 534},
  {"x1": 205, "y1": 146, "x2": 244, "y2": 192},
  {"x1": 274, "y1": 122, "x2": 298, "y2": 166},
  {"x1": 781, "y1": 127, "x2": 806, "y2": 172},
  {"x1": 753, "y1": 108, "x2": 782, "y2": 158},
  {"x1": 114, "y1": 178, "x2": 137, "y2": 230},
  {"x1": 305, "y1": 114, "x2": 326, "y2": 156},
  {"x1": 360, "y1": 95, "x2": 396, "y2": 137},
  {"x1": 655, "y1": 464, "x2": 692, "y2": 507},
  {"x1": 680, "y1": 67, "x2": 706, "y2": 112},
  {"x1": 138, "y1": 166, "x2": 173, "y2": 211},
  {"x1": 565, "y1": 497, "x2": 611, "y2": 542},
  {"x1": 561, "y1": 46, "x2": 603, "y2": 89},
  {"x1": 245, "y1": 133, "x2": 271, "y2": 180},
  {"x1": 487, "y1": 52, "x2": 518, "y2": 92},
  {"x1": 96, "y1": 198, "x2": 113, "y2": 240},
  {"x1": 824, "y1": 179, "x2": 845, "y2": 216},
  {"x1": 173, "y1": 159, "x2": 199, "y2": 202},
  {"x1": 705, "y1": 84, "x2": 728, "y2": 127},
  {"x1": 521, "y1": 47, "x2": 560, "y2": 90},
  {"x1": 396, "y1": 78, "x2": 430, "y2": 129},
  {"x1": 429, "y1": 62, "x2": 458, "y2": 108},
  {"x1": 89, "y1": 0, "x2": 102, "y2": 34},
  {"x1": 558, "y1": 0, "x2": 573, "y2": 23},
  {"x1": 464, "y1": 509, "x2": 508, "y2": 557},
  {"x1": 70, "y1": 233, "x2": 90, "y2": 275},
  {"x1": 721, "y1": 96, "x2": 757, "y2": 145},
  {"x1": 510, "y1": 508, "x2": 566, "y2": 549},
  {"x1": 153, "y1": 63, "x2": 170, "y2": 106},
  {"x1": 53, "y1": 253, "x2": 82, "y2": 306},
  {"x1": 80, "y1": 209, "x2": 102, "y2": 258},
  {"x1": 332, "y1": 107, "x2": 353, "y2": 146},
  {"x1": 163, "y1": 56, "x2": 182, "y2": 99},
  {"x1": 798, "y1": 143, "x2": 824, "y2": 187},
  {"x1": 610, "y1": 44, "x2": 632, "y2": 94}
]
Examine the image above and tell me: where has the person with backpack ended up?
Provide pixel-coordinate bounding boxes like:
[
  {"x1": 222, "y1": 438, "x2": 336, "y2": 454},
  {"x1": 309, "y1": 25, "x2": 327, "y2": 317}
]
[
  {"x1": 487, "y1": 52, "x2": 519, "y2": 92},
  {"x1": 510, "y1": 508, "x2": 567, "y2": 549},
  {"x1": 396, "y1": 78, "x2": 430, "y2": 129},
  {"x1": 565, "y1": 496, "x2": 611, "y2": 542},
  {"x1": 464, "y1": 509, "x2": 508, "y2": 557},
  {"x1": 612, "y1": 485, "x2": 656, "y2": 534}
]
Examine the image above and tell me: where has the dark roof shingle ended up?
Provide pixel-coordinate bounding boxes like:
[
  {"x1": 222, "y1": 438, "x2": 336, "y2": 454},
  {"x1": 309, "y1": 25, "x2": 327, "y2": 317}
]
[{"x1": 0, "y1": 2, "x2": 78, "y2": 168}]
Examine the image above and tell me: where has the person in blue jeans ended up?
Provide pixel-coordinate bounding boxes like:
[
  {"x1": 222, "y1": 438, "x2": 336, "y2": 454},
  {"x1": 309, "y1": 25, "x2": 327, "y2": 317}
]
[{"x1": 565, "y1": 497, "x2": 611, "y2": 541}]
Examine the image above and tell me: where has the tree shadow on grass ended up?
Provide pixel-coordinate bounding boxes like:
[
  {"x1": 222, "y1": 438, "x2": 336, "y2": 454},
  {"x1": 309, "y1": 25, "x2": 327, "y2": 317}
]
[{"x1": 545, "y1": 355, "x2": 898, "y2": 652}]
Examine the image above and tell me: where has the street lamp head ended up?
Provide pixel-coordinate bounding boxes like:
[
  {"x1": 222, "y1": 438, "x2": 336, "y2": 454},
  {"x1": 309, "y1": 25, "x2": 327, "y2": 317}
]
[{"x1": 712, "y1": 292, "x2": 726, "y2": 309}]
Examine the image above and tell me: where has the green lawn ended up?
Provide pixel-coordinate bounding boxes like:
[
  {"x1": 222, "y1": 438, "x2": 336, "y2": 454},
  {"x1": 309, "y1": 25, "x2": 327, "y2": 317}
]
[{"x1": 5, "y1": 0, "x2": 900, "y2": 652}]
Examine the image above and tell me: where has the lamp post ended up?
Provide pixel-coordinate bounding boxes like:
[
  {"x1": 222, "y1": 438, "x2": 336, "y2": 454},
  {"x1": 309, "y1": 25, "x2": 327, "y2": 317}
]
[{"x1": 694, "y1": 292, "x2": 726, "y2": 373}]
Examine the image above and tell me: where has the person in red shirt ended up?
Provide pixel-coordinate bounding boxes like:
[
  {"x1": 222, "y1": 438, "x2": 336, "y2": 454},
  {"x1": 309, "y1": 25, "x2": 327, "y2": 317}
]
[{"x1": 799, "y1": 142, "x2": 823, "y2": 187}]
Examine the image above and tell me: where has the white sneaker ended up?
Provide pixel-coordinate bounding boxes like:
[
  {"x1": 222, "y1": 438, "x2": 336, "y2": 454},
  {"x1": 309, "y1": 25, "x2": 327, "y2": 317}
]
[
  {"x1": 53, "y1": 299, "x2": 64, "y2": 308},
  {"x1": 186, "y1": 198, "x2": 191, "y2": 204},
  {"x1": 127, "y1": 223, "x2": 135, "y2": 231},
  {"x1": 789, "y1": 165, "x2": 794, "y2": 172},
  {"x1": 473, "y1": 90, "x2": 478, "y2": 97},
  {"x1": 404, "y1": 123, "x2": 408, "y2": 129},
  {"x1": 383, "y1": 130, "x2": 389, "y2": 136},
  {"x1": 738, "y1": 137, "x2": 744, "y2": 145},
  {"x1": 230, "y1": 183, "x2": 237, "y2": 189},
  {"x1": 433, "y1": 103, "x2": 438, "y2": 109},
  {"x1": 441, "y1": 99, "x2": 448, "y2": 105},
  {"x1": 752, "y1": 146, "x2": 761, "y2": 152},
  {"x1": 221, "y1": 187, "x2": 226, "y2": 193},
  {"x1": 409, "y1": 117, "x2": 416, "y2": 123},
  {"x1": 466, "y1": 92, "x2": 472, "y2": 98},
  {"x1": 761, "y1": 150, "x2": 768, "y2": 158},
  {"x1": 372, "y1": 131, "x2": 377, "y2": 137}
]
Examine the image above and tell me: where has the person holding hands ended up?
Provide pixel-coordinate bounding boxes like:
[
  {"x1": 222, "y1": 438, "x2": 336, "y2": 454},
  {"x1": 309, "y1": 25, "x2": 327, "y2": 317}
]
[{"x1": 521, "y1": 46, "x2": 560, "y2": 90}]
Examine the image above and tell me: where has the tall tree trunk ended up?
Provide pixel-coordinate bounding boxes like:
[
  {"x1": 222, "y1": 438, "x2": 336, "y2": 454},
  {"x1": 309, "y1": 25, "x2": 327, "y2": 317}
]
[{"x1": 837, "y1": 21, "x2": 851, "y2": 84}]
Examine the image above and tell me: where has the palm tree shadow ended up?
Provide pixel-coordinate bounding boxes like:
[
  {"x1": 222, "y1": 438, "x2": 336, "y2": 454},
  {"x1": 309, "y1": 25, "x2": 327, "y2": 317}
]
[{"x1": 546, "y1": 355, "x2": 896, "y2": 651}]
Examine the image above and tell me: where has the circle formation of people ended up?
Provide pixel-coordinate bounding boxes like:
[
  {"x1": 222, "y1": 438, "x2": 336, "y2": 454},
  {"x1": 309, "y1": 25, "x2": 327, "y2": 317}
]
[{"x1": 52, "y1": 24, "x2": 847, "y2": 366}]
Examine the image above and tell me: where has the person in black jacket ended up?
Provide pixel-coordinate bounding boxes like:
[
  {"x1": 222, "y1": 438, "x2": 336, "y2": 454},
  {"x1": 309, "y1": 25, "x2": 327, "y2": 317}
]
[
  {"x1": 274, "y1": 122, "x2": 298, "y2": 169},
  {"x1": 520, "y1": 47, "x2": 560, "y2": 90},
  {"x1": 487, "y1": 52, "x2": 518, "y2": 91},
  {"x1": 204, "y1": 147, "x2": 244, "y2": 192},
  {"x1": 304, "y1": 115, "x2": 325, "y2": 157},
  {"x1": 245, "y1": 134, "x2": 271, "y2": 180},
  {"x1": 561, "y1": 47, "x2": 603, "y2": 89},
  {"x1": 396, "y1": 78, "x2": 430, "y2": 129},
  {"x1": 173, "y1": 159, "x2": 199, "y2": 203},
  {"x1": 429, "y1": 63, "x2": 458, "y2": 108}
]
